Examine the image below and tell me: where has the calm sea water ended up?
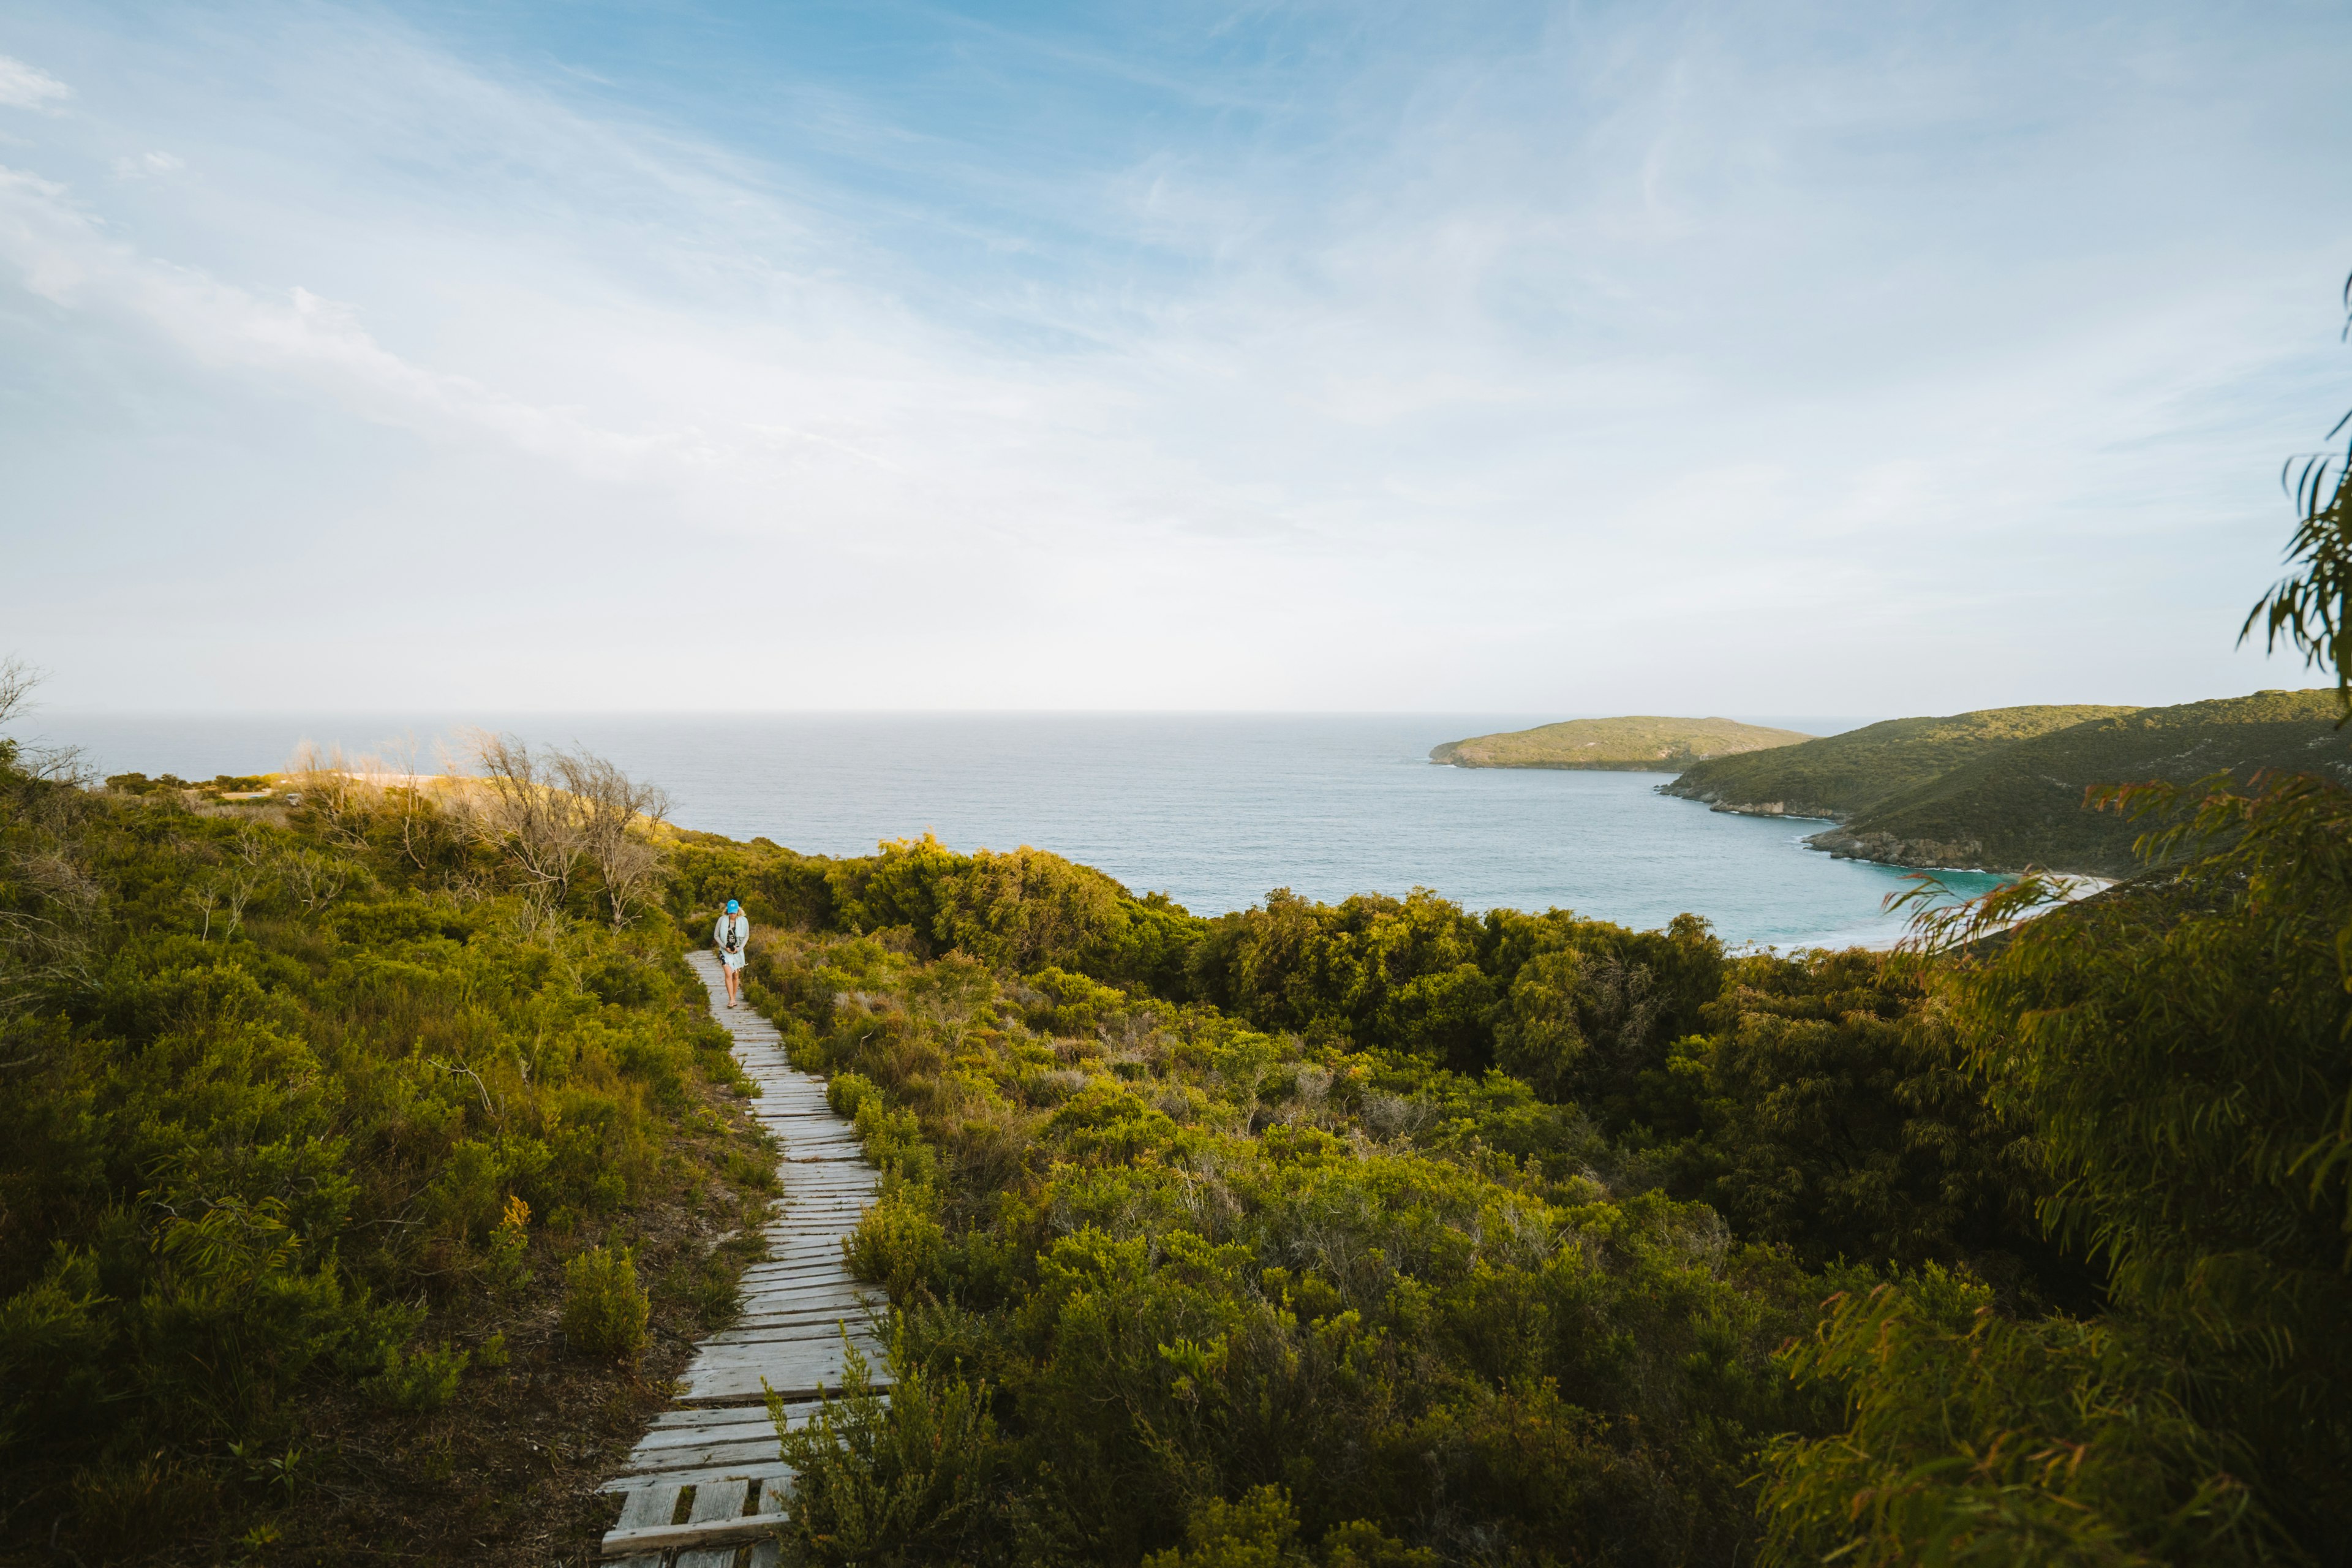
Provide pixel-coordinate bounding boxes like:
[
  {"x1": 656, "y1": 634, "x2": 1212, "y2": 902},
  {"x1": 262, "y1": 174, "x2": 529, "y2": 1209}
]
[{"x1": 26, "y1": 712, "x2": 1999, "y2": 949}]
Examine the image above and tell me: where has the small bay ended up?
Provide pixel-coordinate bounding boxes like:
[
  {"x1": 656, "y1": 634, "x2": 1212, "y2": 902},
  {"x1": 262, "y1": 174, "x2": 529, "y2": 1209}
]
[{"x1": 31, "y1": 711, "x2": 2003, "y2": 948}]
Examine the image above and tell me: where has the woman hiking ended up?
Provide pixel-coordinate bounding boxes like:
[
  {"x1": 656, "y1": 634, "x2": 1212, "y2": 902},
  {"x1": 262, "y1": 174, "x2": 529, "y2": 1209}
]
[{"x1": 712, "y1": 899, "x2": 750, "y2": 1008}]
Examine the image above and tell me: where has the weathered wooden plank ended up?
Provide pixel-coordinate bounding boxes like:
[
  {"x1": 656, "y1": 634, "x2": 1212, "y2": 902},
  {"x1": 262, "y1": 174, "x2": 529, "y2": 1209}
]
[
  {"x1": 686, "y1": 1346, "x2": 888, "y2": 1381},
  {"x1": 742, "y1": 1260, "x2": 852, "y2": 1279},
  {"x1": 734, "y1": 1278, "x2": 865, "y2": 1297},
  {"x1": 649, "y1": 1406, "x2": 786, "y2": 1434},
  {"x1": 680, "y1": 1366, "x2": 895, "y2": 1403},
  {"x1": 731, "y1": 1297, "x2": 874, "y2": 1321},
  {"x1": 748, "y1": 1485, "x2": 789, "y2": 1568},
  {"x1": 736, "y1": 1287, "x2": 865, "y2": 1310},
  {"x1": 617, "y1": 1436, "x2": 783, "y2": 1475},
  {"x1": 605, "y1": 1459, "x2": 793, "y2": 1494},
  {"x1": 624, "y1": 1427, "x2": 781, "y2": 1464},
  {"x1": 611, "y1": 1482, "x2": 683, "y2": 1531},
  {"x1": 726, "y1": 1316, "x2": 884, "y2": 1343},
  {"x1": 633, "y1": 1408, "x2": 807, "y2": 1448},
  {"x1": 598, "y1": 1514, "x2": 783, "y2": 1558},
  {"x1": 735, "y1": 1278, "x2": 872, "y2": 1302},
  {"x1": 708, "y1": 1321, "x2": 883, "y2": 1348},
  {"x1": 739, "y1": 1262, "x2": 859, "y2": 1284},
  {"x1": 684, "y1": 1331, "x2": 886, "y2": 1368},
  {"x1": 690, "y1": 1479, "x2": 752, "y2": 1522},
  {"x1": 743, "y1": 1252, "x2": 851, "y2": 1272}
]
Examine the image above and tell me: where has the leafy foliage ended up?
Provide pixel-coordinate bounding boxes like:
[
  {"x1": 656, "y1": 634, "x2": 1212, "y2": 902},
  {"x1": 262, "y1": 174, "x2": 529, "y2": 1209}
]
[
  {"x1": 744, "y1": 922, "x2": 1847, "y2": 1566},
  {"x1": 1762, "y1": 1273, "x2": 2283, "y2": 1567},
  {"x1": 0, "y1": 735, "x2": 761, "y2": 1558},
  {"x1": 769, "y1": 1332, "x2": 999, "y2": 1567},
  {"x1": 562, "y1": 1245, "x2": 651, "y2": 1364}
]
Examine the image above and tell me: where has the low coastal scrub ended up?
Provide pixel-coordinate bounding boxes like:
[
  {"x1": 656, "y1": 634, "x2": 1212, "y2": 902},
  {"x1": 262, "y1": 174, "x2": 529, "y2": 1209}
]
[
  {"x1": 707, "y1": 777, "x2": 2348, "y2": 1565},
  {"x1": 0, "y1": 726, "x2": 778, "y2": 1565}
]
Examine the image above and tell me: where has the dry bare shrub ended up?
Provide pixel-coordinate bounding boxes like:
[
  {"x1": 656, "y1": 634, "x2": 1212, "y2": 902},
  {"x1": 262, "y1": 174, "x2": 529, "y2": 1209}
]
[
  {"x1": 450, "y1": 733, "x2": 667, "y2": 925},
  {"x1": 551, "y1": 748, "x2": 669, "y2": 929},
  {"x1": 454, "y1": 731, "x2": 582, "y2": 911}
]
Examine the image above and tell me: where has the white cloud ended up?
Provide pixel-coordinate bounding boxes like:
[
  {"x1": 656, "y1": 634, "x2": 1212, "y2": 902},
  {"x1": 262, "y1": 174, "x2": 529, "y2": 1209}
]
[
  {"x1": 0, "y1": 53, "x2": 70, "y2": 111},
  {"x1": 110, "y1": 150, "x2": 183, "y2": 178}
]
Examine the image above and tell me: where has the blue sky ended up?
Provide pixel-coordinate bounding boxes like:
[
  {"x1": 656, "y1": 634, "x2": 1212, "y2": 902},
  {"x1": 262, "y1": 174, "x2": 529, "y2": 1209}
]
[{"x1": 2, "y1": 1, "x2": 2350, "y2": 713}]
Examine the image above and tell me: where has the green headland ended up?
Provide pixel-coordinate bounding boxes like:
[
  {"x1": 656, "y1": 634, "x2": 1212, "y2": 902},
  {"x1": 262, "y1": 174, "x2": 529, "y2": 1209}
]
[
  {"x1": 1431, "y1": 714, "x2": 1812, "y2": 771},
  {"x1": 1662, "y1": 690, "x2": 2352, "y2": 873}
]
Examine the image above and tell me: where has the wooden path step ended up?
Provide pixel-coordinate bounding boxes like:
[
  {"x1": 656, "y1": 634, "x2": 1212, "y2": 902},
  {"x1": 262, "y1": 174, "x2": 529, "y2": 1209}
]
[{"x1": 594, "y1": 950, "x2": 889, "y2": 1562}]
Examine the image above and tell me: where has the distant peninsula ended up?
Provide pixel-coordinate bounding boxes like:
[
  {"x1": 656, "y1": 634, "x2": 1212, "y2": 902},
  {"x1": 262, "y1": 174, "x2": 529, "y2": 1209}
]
[
  {"x1": 1660, "y1": 705, "x2": 2138, "y2": 821},
  {"x1": 1662, "y1": 691, "x2": 2352, "y2": 875},
  {"x1": 1431, "y1": 715, "x2": 1812, "y2": 771}
]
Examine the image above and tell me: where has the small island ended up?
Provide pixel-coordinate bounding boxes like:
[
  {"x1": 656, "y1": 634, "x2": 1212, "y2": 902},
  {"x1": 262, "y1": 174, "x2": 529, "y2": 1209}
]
[{"x1": 1431, "y1": 714, "x2": 1812, "y2": 771}]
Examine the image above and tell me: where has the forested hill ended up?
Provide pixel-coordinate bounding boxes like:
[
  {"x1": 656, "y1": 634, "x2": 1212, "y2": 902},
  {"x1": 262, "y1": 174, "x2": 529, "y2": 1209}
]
[
  {"x1": 1430, "y1": 714, "x2": 1809, "y2": 770},
  {"x1": 1660, "y1": 704, "x2": 2138, "y2": 819},
  {"x1": 1807, "y1": 687, "x2": 2352, "y2": 873}
]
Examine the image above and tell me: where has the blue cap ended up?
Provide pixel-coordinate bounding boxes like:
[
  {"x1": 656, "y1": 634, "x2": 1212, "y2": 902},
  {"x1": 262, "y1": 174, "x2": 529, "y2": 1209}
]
[{"x1": 726, "y1": 899, "x2": 741, "y2": 913}]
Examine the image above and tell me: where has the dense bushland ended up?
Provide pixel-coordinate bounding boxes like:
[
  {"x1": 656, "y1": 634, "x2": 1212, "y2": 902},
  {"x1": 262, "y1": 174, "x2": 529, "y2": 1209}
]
[
  {"x1": 682, "y1": 778, "x2": 2345, "y2": 1567},
  {"x1": 0, "y1": 728, "x2": 776, "y2": 1564}
]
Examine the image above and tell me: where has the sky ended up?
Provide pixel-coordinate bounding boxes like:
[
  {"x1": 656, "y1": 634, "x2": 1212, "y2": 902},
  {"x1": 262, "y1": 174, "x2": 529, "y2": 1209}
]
[{"x1": 2, "y1": 1, "x2": 2350, "y2": 716}]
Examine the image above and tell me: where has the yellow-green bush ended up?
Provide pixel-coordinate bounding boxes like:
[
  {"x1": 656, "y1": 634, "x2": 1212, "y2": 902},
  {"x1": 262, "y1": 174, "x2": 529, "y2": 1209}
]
[{"x1": 561, "y1": 1245, "x2": 650, "y2": 1364}]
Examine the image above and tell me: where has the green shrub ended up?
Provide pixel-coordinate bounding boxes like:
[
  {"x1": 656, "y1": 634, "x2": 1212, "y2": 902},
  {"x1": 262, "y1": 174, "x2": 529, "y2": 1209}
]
[
  {"x1": 562, "y1": 1245, "x2": 650, "y2": 1364},
  {"x1": 1760, "y1": 1272, "x2": 2284, "y2": 1566},
  {"x1": 843, "y1": 1185, "x2": 945, "y2": 1299},
  {"x1": 1142, "y1": 1486, "x2": 1309, "y2": 1568},
  {"x1": 362, "y1": 1340, "x2": 470, "y2": 1412},
  {"x1": 768, "y1": 1331, "x2": 997, "y2": 1567}
]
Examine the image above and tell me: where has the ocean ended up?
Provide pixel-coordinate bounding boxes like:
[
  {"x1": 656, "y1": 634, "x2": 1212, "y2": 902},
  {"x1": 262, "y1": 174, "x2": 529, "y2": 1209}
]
[{"x1": 24, "y1": 712, "x2": 2002, "y2": 949}]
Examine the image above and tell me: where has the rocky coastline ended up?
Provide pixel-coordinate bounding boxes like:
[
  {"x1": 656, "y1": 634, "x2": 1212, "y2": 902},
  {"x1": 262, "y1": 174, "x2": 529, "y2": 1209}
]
[
  {"x1": 1661, "y1": 785, "x2": 2005, "y2": 871},
  {"x1": 1803, "y1": 824, "x2": 1996, "y2": 870}
]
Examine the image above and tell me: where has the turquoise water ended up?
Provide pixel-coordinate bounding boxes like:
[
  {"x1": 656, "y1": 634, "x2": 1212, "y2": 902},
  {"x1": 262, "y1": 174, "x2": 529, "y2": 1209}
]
[{"x1": 28, "y1": 712, "x2": 2002, "y2": 948}]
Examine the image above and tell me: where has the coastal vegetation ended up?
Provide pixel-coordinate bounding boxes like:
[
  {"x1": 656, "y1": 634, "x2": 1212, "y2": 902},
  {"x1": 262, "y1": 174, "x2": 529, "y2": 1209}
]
[
  {"x1": 0, "y1": 715, "x2": 778, "y2": 1565},
  {"x1": 8, "y1": 666, "x2": 2350, "y2": 1564},
  {"x1": 1660, "y1": 704, "x2": 2137, "y2": 820},
  {"x1": 1663, "y1": 692, "x2": 2352, "y2": 873},
  {"x1": 1810, "y1": 688, "x2": 2352, "y2": 873},
  {"x1": 673, "y1": 766, "x2": 2343, "y2": 1565},
  {"x1": 1428, "y1": 715, "x2": 1810, "y2": 771}
]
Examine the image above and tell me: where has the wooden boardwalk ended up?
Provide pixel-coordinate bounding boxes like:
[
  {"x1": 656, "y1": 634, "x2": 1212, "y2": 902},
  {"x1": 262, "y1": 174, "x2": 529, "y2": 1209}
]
[{"x1": 597, "y1": 951, "x2": 888, "y2": 1566}]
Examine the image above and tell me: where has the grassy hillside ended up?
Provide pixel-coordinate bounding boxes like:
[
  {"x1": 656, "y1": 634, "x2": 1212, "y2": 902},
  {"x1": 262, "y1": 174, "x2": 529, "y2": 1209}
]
[
  {"x1": 1431, "y1": 714, "x2": 1811, "y2": 771},
  {"x1": 1809, "y1": 689, "x2": 2352, "y2": 873},
  {"x1": 1660, "y1": 704, "x2": 2140, "y2": 819}
]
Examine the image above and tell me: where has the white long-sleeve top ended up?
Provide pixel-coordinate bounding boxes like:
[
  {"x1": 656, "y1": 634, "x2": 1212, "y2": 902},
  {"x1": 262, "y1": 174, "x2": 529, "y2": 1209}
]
[{"x1": 713, "y1": 912, "x2": 750, "y2": 966}]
